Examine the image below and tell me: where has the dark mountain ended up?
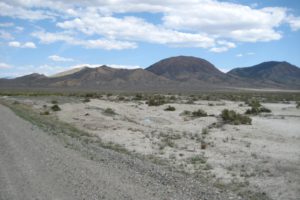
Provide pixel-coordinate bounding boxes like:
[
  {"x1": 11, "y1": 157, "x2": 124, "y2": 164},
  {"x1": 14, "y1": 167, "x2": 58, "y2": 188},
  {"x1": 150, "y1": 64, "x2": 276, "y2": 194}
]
[
  {"x1": 146, "y1": 56, "x2": 225, "y2": 81},
  {"x1": 1, "y1": 58, "x2": 299, "y2": 91},
  {"x1": 48, "y1": 65, "x2": 173, "y2": 90},
  {"x1": 145, "y1": 56, "x2": 253, "y2": 88},
  {"x1": 228, "y1": 61, "x2": 300, "y2": 88},
  {"x1": 0, "y1": 66, "x2": 174, "y2": 91}
]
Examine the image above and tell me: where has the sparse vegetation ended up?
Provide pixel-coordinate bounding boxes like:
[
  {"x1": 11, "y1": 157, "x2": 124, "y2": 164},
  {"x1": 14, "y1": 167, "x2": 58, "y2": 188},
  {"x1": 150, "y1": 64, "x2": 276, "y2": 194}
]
[
  {"x1": 202, "y1": 128, "x2": 209, "y2": 135},
  {"x1": 103, "y1": 108, "x2": 116, "y2": 115},
  {"x1": 51, "y1": 100, "x2": 58, "y2": 104},
  {"x1": 192, "y1": 109, "x2": 207, "y2": 117},
  {"x1": 51, "y1": 104, "x2": 61, "y2": 111},
  {"x1": 297, "y1": 101, "x2": 300, "y2": 109},
  {"x1": 221, "y1": 109, "x2": 252, "y2": 125},
  {"x1": 164, "y1": 105, "x2": 176, "y2": 111},
  {"x1": 147, "y1": 95, "x2": 167, "y2": 106},
  {"x1": 245, "y1": 99, "x2": 271, "y2": 115},
  {"x1": 82, "y1": 98, "x2": 90, "y2": 103}
]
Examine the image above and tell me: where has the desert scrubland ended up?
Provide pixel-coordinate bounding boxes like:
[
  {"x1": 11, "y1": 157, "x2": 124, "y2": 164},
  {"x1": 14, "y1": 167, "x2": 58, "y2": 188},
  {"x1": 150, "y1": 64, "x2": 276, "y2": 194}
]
[{"x1": 1, "y1": 93, "x2": 299, "y2": 200}]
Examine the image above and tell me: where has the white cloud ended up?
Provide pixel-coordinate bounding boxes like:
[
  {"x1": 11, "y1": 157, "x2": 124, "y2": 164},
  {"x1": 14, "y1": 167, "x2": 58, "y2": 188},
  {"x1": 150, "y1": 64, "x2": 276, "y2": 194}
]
[
  {"x1": 286, "y1": 15, "x2": 300, "y2": 31},
  {"x1": 8, "y1": 41, "x2": 36, "y2": 48},
  {"x1": 0, "y1": 62, "x2": 13, "y2": 69},
  {"x1": 49, "y1": 55, "x2": 74, "y2": 62},
  {"x1": 0, "y1": 2, "x2": 54, "y2": 20},
  {"x1": 57, "y1": 16, "x2": 215, "y2": 48},
  {"x1": 0, "y1": 22, "x2": 14, "y2": 27},
  {"x1": 8, "y1": 41, "x2": 21, "y2": 47},
  {"x1": 2, "y1": 0, "x2": 300, "y2": 52},
  {"x1": 236, "y1": 52, "x2": 255, "y2": 57},
  {"x1": 0, "y1": 30, "x2": 14, "y2": 40},
  {"x1": 32, "y1": 31, "x2": 137, "y2": 50}
]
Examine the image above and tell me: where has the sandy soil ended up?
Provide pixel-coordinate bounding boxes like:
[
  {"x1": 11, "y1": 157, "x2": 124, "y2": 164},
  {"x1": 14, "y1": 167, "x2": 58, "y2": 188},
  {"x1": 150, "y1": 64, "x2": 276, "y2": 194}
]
[{"x1": 3, "y1": 95, "x2": 300, "y2": 199}]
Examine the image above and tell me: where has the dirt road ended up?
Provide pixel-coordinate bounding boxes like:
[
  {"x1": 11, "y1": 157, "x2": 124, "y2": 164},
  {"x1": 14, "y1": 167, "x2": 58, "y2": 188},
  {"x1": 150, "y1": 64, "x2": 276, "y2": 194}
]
[{"x1": 0, "y1": 104, "x2": 236, "y2": 200}]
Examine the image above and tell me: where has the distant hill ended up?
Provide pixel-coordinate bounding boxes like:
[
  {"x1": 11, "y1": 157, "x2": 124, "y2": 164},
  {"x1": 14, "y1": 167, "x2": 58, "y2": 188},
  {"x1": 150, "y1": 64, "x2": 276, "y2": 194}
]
[
  {"x1": 50, "y1": 66, "x2": 88, "y2": 78},
  {"x1": 145, "y1": 56, "x2": 252, "y2": 87},
  {"x1": 228, "y1": 61, "x2": 300, "y2": 88},
  {"x1": 146, "y1": 56, "x2": 225, "y2": 81},
  {"x1": 1, "y1": 57, "x2": 299, "y2": 91},
  {"x1": 48, "y1": 65, "x2": 173, "y2": 90}
]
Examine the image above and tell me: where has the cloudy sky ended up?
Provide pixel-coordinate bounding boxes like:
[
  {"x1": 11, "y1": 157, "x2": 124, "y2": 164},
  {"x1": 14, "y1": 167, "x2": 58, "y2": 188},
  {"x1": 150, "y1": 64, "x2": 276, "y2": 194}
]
[{"x1": 0, "y1": 0, "x2": 300, "y2": 77}]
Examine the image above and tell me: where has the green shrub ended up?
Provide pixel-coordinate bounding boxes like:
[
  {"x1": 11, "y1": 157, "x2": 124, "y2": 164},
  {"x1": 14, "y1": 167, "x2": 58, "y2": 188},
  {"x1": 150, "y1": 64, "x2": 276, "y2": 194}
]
[
  {"x1": 147, "y1": 95, "x2": 167, "y2": 106},
  {"x1": 103, "y1": 108, "x2": 116, "y2": 115},
  {"x1": 297, "y1": 102, "x2": 300, "y2": 109},
  {"x1": 164, "y1": 105, "x2": 176, "y2": 111},
  {"x1": 245, "y1": 99, "x2": 261, "y2": 108},
  {"x1": 221, "y1": 109, "x2": 251, "y2": 125},
  {"x1": 192, "y1": 109, "x2": 207, "y2": 117},
  {"x1": 51, "y1": 104, "x2": 61, "y2": 111},
  {"x1": 245, "y1": 106, "x2": 271, "y2": 115}
]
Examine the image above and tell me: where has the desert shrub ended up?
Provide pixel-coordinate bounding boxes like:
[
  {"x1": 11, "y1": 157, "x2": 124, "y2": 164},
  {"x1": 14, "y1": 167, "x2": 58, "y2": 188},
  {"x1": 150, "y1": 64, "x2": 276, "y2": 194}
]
[
  {"x1": 221, "y1": 109, "x2": 251, "y2": 125},
  {"x1": 192, "y1": 109, "x2": 207, "y2": 117},
  {"x1": 40, "y1": 111, "x2": 50, "y2": 115},
  {"x1": 245, "y1": 99, "x2": 261, "y2": 108},
  {"x1": 133, "y1": 93, "x2": 143, "y2": 101},
  {"x1": 51, "y1": 104, "x2": 61, "y2": 111},
  {"x1": 118, "y1": 96, "x2": 125, "y2": 101},
  {"x1": 82, "y1": 98, "x2": 90, "y2": 103},
  {"x1": 202, "y1": 128, "x2": 209, "y2": 135},
  {"x1": 189, "y1": 155, "x2": 206, "y2": 164},
  {"x1": 147, "y1": 95, "x2": 167, "y2": 106},
  {"x1": 245, "y1": 106, "x2": 271, "y2": 115},
  {"x1": 103, "y1": 108, "x2": 116, "y2": 115},
  {"x1": 180, "y1": 110, "x2": 191, "y2": 116},
  {"x1": 51, "y1": 100, "x2": 58, "y2": 104},
  {"x1": 164, "y1": 105, "x2": 176, "y2": 111}
]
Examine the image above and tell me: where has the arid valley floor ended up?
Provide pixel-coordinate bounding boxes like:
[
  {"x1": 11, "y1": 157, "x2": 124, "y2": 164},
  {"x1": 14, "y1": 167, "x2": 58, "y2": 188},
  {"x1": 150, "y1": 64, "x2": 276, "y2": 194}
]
[{"x1": 1, "y1": 93, "x2": 299, "y2": 200}]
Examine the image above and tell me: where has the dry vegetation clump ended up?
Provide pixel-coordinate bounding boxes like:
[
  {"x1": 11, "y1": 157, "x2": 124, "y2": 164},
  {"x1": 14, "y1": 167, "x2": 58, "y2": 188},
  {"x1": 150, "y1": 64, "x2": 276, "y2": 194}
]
[
  {"x1": 51, "y1": 104, "x2": 61, "y2": 112},
  {"x1": 164, "y1": 105, "x2": 176, "y2": 111},
  {"x1": 192, "y1": 109, "x2": 208, "y2": 117},
  {"x1": 245, "y1": 99, "x2": 271, "y2": 115},
  {"x1": 221, "y1": 109, "x2": 252, "y2": 125},
  {"x1": 147, "y1": 95, "x2": 168, "y2": 106},
  {"x1": 103, "y1": 108, "x2": 116, "y2": 115}
]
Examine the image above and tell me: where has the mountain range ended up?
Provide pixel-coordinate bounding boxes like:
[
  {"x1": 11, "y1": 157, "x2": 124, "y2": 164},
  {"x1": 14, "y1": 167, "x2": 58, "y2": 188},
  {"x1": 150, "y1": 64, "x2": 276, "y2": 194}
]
[{"x1": 1, "y1": 56, "x2": 300, "y2": 91}]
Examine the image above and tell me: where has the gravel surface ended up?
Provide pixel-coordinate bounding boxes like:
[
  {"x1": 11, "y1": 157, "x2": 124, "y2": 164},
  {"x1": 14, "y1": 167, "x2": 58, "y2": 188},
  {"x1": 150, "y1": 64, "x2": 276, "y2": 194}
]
[{"x1": 0, "y1": 104, "x2": 238, "y2": 200}]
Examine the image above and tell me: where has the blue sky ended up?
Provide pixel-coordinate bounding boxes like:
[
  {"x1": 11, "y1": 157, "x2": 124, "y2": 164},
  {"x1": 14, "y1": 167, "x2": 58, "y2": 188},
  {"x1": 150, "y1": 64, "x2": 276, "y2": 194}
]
[{"x1": 0, "y1": 0, "x2": 300, "y2": 77}]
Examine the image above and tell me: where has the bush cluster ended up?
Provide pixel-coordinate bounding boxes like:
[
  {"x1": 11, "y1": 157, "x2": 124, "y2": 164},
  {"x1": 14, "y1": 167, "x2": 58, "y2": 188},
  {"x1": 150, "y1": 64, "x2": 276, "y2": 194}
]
[
  {"x1": 51, "y1": 104, "x2": 61, "y2": 112},
  {"x1": 164, "y1": 105, "x2": 176, "y2": 111},
  {"x1": 147, "y1": 95, "x2": 167, "y2": 106},
  {"x1": 221, "y1": 109, "x2": 251, "y2": 125},
  {"x1": 192, "y1": 109, "x2": 208, "y2": 117},
  {"x1": 245, "y1": 99, "x2": 271, "y2": 115}
]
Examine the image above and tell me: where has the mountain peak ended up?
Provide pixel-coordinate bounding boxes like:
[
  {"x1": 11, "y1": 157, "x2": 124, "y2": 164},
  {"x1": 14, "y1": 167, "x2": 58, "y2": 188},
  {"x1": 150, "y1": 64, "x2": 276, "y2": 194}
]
[{"x1": 146, "y1": 55, "x2": 224, "y2": 81}]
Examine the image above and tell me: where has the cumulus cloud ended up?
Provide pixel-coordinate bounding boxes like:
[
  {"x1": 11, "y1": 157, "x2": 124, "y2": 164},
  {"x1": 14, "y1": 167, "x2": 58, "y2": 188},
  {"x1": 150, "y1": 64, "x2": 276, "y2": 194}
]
[
  {"x1": 32, "y1": 31, "x2": 137, "y2": 50},
  {"x1": 0, "y1": 62, "x2": 13, "y2": 69},
  {"x1": 8, "y1": 41, "x2": 36, "y2": 48},
  {"x1": 2, "y1": 0, "x2": 300, "y2": 52},
  {"x1": 48, "y1": 55, "x2": 74, "y2": 62}
]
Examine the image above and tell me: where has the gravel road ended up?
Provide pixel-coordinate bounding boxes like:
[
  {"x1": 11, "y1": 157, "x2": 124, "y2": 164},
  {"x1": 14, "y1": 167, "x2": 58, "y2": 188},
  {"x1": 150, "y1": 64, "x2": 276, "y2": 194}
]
[{"x1": 0, "y1": 104, "x2": 237, "y2": 200}]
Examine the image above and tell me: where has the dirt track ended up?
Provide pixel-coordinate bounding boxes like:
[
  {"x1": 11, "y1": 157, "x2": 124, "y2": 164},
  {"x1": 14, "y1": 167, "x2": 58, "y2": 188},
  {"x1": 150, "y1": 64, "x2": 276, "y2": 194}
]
[{"x1": 0, "y1": 104, "x2": 237, "y2": 200}]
